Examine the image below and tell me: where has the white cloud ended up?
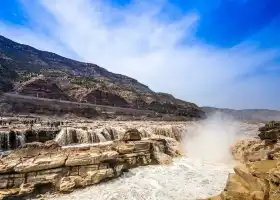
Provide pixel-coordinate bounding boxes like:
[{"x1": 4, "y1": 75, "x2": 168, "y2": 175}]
[{"x1": 0, "y1": 0, "x2": 279, "y2": 109}]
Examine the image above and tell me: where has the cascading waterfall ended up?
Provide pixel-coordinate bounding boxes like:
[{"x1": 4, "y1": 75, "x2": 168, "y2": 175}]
[
  {"x1": 17, "y1": 132, "x2": 26, "y2": 147},
  {"x1": 0, "y1": 131, "x2": 26, "y2": 152},
  {"x1": 54, "y1": 126, "x2": 184, "y2": 146},
  {"x1": 152, "y1": 126, "x2": 183, "y2": 141},
  {"x1": 54, "y1": 127, "x2": 123, "y2": 146}
]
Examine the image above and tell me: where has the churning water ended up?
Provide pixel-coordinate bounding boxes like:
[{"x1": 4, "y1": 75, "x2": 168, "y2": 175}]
[
  {"x1": 48, "y1": 157, "x2": 233, "y2": 200},
  {"x1": 44, "y1": 114, "x2": 262, "y2": 200}
]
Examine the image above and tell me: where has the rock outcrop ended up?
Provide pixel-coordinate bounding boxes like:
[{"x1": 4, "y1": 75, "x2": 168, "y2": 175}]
[
  {"x1": 207, "y1": 160, "x2": 280, "y2": 200},
  {"x1": 73, "y1": 88, "x2": 130, "y2": 107},
  {"x1": 258, "y1": 121, "x2": 280, "y2": 142},
  {"x1": 0, "y1": 134, "x2": 181, "y2": 199},
  {"x1": 207, "y1": 121, "x2": 280, "y2": 200},
  {"x1": 16, "y1": 76, "x2": 71, "y2": 101},
  {"x1": 232, "y1": 121, "x2": 280, "y2": 163}
]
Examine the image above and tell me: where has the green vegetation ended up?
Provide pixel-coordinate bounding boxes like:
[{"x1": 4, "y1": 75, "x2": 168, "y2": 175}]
[
  {"x1": 17, "y1": 71, "x2": 39, "y2": 82},
  {"x1": 70, "y1": 76, "x2": 112, "y2": 89},
  {"x1": 268, "y1": 121, "x2": 275, "y2": 127}
]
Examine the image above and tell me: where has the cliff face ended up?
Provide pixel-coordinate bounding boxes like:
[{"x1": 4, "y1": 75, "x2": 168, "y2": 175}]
[{"x1": 0, "y1": 35, "x2": 204, "y2": 119}]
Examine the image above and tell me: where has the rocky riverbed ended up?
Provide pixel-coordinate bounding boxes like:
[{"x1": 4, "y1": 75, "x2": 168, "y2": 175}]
[{"x1": 0, "y1": 117, "x2": 265, "y2": 199}]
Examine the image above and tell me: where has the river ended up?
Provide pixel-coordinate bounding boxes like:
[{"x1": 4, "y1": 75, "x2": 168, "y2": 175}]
[{"x1": 46, "y1": 157, "x2": 233, "y2": 200}]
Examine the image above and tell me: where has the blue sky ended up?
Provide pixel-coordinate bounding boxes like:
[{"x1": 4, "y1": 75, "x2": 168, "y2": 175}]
[{"x1": 0, "y1": 0, "x2": 280, "y2": 109}]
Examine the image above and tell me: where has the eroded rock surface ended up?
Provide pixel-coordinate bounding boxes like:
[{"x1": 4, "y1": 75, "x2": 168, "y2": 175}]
[
  {"x1": 0, "y1": 132, "x2": 181, "y2": 199},
  {"x1": 207, "y1": 121, "x2": 280, "y2": 200}
]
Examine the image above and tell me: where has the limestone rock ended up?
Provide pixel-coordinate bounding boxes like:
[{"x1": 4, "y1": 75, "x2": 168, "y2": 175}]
[
  {"x1": 258, "y1": 121, "x2": 280, "y2": 142},
  {"x1": 0, "y1": 137, "x2": 180, "y2": 198},
  {"x1": 14, "y1": 154, "x2": 67, "y2": 173},
  {"x1": 202, "y1": 122, "x2": 280, "y2": 200},
  {"x1": 13, "y1": 140, "x2": 61, "y2": 157},
  {"x1": 0, "y1": 158, "x2": 21, "y2": 173},
  {"x1": 115, "y1": 142, "x2": 135, "y2": 154},
  {"x1": 19, "y1": 183, "x2": 35, "y2": 195},
  {"x1": 100, "y1": 151, "x2": 119, "y2": 161},
  {"x1": 209, "y1": 160, "x2": 280, "y2": 200},
  {"x1": 65, "y1": 153, "x2": 101, "y2": 166},
  {"x1": 59, "y1": 176, "x2": 83, "y2": 193},
  {"x1": 82, "y1": 169, "x2": 115, "y2": 186},
  {"x1": 133, "y1": 141, "x2": 151, "y2": 153},
  {"x1": 0, "y1": 188, "x2": 20, "y2": 200}
]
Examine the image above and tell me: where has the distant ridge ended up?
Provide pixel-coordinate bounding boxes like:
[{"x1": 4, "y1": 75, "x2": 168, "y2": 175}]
[{"x1": 201, "y1": 107, "x2": 280, "y2": 121}]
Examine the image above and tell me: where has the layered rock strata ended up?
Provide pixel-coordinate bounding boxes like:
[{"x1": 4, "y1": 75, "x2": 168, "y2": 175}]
[
  {"x1": 0, "y1": 134, "x2": 181, "y2": 199},
  {"x1": 207, "y1": 121, "x2": 280, "y2": 200}
]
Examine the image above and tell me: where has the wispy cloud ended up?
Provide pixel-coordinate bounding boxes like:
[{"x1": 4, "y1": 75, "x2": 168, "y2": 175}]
[{"x1": 0, "y1": 0, "x2": 279, "y2": 109}]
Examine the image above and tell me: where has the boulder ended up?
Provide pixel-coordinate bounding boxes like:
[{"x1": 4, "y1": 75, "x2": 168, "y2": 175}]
[
  {"x1": 122, "y1": 129, "x2": 141, "y2": 141},
  {"x1": 82, "y1": 169, "x2": 115, "y2": 186},
  {"x1": 59, "y1": 176, "x2": 83, "y2": 193},
  {"x1": 258, "y1": 121, "x2": 280, "y2": 142}
]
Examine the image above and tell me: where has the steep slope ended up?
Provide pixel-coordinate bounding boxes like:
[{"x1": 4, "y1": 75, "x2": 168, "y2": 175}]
[
  {"x1": 202, "y1": 106, "x2": 280, "y2": 121},
  {"x1": 0, "y1": 35, "x2": 204, "y2": 119},
  {"x1": 0, "y1": 63, "x2": 18, "y2": 93}
]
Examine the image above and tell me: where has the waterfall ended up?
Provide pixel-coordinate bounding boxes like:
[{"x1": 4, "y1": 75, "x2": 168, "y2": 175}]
[
  {"x1": 0, "y1": 131, "x2": 26, "y2": 152},
  {"x1": 96, "y1": 132, "x2": 107, "y2": 142},
  {"x1": 138, "y1": 127, "x2": 152, "y2": 138},
  {"x1": 0, "y1": 132, "x2": 9, "y2": 151},
  {"x1": 54, "y1": 127, "x2": 120, "y2": 146},
  {"x1": 17, "y1": 132, "x2": 26, "y2": 147},
  {"x1": 152, "y1": 126, "x2": 182, "y2": 141},
  {"x1": 53, "y1": 125, "x2": 184, "y2": 146}
]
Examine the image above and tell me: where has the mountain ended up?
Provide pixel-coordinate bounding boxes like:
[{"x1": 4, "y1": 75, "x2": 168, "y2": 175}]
[
  {"x1": 201, "y1": 107, "x2": 280, "y2": 121},
  {"x1": 0, "y1": 63, "x2": 18, "y2": 93},
  {"x1": 0, "y1": 35, "x2": 204, "y2": 119}
]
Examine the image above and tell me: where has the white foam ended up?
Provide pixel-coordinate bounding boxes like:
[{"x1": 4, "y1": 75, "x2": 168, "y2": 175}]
[{"x1": 47, "y1": 157, "x2": 233, "y2": 200}]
